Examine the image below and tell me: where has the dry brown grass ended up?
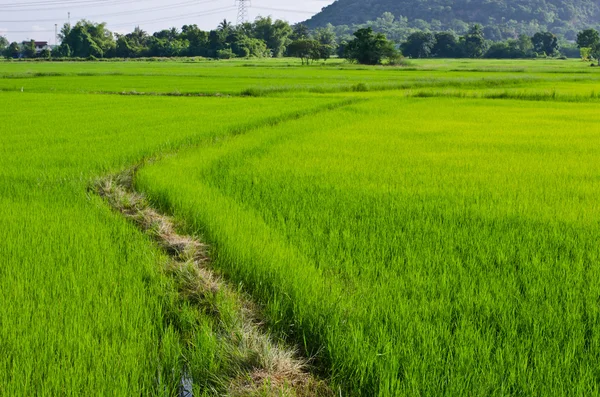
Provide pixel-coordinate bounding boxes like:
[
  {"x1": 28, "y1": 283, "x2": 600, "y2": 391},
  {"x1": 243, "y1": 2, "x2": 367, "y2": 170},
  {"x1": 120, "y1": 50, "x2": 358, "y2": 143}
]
[{"x1": 93, "y1": 170, "x2": 332, "y2": 397}]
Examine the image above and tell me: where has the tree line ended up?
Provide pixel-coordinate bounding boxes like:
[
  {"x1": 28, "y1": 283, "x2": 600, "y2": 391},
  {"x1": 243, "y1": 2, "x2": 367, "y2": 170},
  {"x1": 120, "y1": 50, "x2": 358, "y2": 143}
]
[
  {"x1": 1, "y1": 17, "x2": 599, "y2": 65},
  {"x1": 399, "y1": 26, "x2": 600, "y2": 62},
  {"x1": 0, "y1": 18, "x2": 328, "y2": 60}
]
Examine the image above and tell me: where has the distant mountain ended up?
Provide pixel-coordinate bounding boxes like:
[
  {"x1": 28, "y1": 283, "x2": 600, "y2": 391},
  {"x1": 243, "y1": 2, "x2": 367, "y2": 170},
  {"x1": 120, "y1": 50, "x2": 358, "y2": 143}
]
[{"x1": 305, "y1": 0, "x2": 600, "y2": 35}]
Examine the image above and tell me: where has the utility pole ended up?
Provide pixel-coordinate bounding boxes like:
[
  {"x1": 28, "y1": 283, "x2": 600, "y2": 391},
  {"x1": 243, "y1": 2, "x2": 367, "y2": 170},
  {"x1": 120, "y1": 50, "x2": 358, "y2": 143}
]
[
  {"x1": 68, "y1": 12, "x2": 71, "y2": 26},
  {"x1": 236, "y1": 0, "x2": 250, "y2": 25},
  {"x1": 55, "y1": 24, "x2": 58, "y2": 46}
]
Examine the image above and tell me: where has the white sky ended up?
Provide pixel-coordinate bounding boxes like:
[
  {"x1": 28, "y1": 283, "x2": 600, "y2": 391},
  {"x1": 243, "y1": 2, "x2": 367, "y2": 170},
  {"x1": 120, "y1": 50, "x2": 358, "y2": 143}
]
[{"x1": 0, "y1": 0, "x2": 336, "y2": 43}]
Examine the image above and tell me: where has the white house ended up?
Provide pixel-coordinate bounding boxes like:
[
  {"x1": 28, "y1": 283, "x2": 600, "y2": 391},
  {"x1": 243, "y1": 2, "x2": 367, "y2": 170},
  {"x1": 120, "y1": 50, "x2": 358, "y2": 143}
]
[
  {"x1": 22, "y1": 41, "x2": 51, "y2": 54},
  {"x1": 33, "y1": 41, "x2": 50, "y2": 53}
]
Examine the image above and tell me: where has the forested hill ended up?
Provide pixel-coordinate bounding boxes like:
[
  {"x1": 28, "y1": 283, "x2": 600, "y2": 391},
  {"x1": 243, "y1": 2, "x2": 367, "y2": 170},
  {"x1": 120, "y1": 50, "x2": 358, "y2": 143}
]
[{"x1": 305, "y1": 0, "x2": 600, "y2": 33}]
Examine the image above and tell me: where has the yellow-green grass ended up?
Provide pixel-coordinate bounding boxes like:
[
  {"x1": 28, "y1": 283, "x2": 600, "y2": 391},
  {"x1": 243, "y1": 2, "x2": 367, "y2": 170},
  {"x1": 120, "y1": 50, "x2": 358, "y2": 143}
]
[
  {"x1": 137, "y1": 96, "x2": 600, "y2": 396},
  {"x1": 408, "y1": 57, "x2": 600, "y2": 72},
  {"x1": 0, "y1": 57, "x2": 597, "y2": 75},
  {"x1": 1, "y1": 59, "x2": 599, "y2": 97},
  {"x1": 0, "y1": 91, "x2": 343, "y2": 395}
]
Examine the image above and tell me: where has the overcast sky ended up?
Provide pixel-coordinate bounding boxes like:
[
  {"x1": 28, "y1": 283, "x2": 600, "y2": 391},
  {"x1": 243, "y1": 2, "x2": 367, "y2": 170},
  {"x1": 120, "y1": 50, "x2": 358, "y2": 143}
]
[{"x1": 0, "y1": 0, "x2": 336, "y2": 43}]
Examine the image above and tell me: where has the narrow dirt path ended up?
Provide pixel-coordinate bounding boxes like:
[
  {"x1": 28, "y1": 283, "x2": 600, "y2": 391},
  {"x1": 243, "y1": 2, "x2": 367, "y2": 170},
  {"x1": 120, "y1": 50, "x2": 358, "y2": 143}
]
[{"x1": 93, "y1": 169, "x2": 333, "y2": 397}]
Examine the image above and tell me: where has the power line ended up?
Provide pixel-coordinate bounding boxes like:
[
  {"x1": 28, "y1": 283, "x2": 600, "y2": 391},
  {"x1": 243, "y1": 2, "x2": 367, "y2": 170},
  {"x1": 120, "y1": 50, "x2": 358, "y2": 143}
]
[
  {"x1": 2, "y1": 6, "x2": 237, "y2": 33},
  {"x1": 0, "y1": 0, "x2": 124, "y2": 9},
  {"x1": 108, "y1": 6, "x2": 236, "y2": 29},
  {"x1": 0, "y1": 0, "x2": 147, "y2": 12},
  {"x1": 0, "y1": 0, "x2": 219, "y2": 22},
  {"x1": 0, "y1": 1, "x2": 324, "y2": 36},
  {"x1": 251, "y1": 6, "x2": 318, "y2": 15},
  {"x1": 0, "y1": 1, "x2": 233, "y2": 34}
]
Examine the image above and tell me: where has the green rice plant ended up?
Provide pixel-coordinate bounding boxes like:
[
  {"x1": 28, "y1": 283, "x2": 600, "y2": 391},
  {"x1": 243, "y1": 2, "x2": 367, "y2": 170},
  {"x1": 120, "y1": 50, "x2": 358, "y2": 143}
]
[
  {"x1": 137, "y1": 96, "x2": 600, "y2": 396},
  {"x1": 0, "y1": 91, "x2": 342, "y2": 395},
  {"x1": 2, "y1": 59, "x2": 600, "y2": 98}
]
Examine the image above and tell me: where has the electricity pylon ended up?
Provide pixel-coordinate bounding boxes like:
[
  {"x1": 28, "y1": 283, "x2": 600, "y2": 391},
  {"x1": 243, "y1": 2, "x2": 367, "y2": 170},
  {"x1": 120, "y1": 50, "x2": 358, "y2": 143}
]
[{"x1": 236, "y1": 0, "x2": 250, "y2": 25}]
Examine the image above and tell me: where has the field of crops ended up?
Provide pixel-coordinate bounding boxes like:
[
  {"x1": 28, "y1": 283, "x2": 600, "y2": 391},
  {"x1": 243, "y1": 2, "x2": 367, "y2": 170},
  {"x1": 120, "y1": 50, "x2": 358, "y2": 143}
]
[
  {"x1": 1, "y1": 58, "x2": 600, "y2": 396},
  {"x1": 0, "y1": 91, "x2": 344, "y2": 395},
  {"x1": 3, "y1": 58, "x2": 600, "y2": 98}
]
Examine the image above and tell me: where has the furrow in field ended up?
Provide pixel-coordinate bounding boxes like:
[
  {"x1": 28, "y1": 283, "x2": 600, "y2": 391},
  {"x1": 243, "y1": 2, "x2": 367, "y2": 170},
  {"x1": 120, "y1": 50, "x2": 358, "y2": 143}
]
[
  {"x1": 93, "y1": 169, "x2": 334, "y2": 396},
  {"x1": 79, "y1": 98, "x2": 357, "y2": 395}
]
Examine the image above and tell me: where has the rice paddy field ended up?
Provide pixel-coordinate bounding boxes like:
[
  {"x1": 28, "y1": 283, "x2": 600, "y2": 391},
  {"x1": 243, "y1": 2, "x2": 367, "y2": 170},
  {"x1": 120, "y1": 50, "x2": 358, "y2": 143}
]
[{"x1": 1, "y1": 58, "x2": 600, "y2": 396}]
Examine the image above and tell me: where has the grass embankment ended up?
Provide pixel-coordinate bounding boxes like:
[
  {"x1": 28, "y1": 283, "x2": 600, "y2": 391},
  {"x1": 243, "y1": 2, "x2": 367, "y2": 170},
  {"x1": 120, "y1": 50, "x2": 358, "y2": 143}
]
[
  {"x1": 137, "y1": 96, "x2": 600, "y2": 395},
  {"x1": 0, "y1": 91, "x2": 344, "y2": 395}
]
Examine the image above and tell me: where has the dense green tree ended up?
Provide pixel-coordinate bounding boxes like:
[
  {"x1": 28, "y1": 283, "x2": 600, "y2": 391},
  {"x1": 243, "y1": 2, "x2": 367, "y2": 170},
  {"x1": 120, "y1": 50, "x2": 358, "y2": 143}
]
[
  {"x1": 365, "y1": 12, "x2": 404, "y2": 41},
  {"x1": 181, "y1": 25, "x2": 209, "y2": 57},
  {"x1": 253, "y1": 17, "x2": 293, "y2": 57},
  {"x1": 39, "y1": 48, "x2": 52, "y2": 59},
  {"x1": 314, "y1": 26, "x2": 337, "y2": 48},
  {"x1": 217, "y1": 48, "x2": 235, "y2": 59},
  {"x1": 315, "y1": 44, "x2": 336, "y2": 61},
  {"x1": 129, "y1": 26, "x2": 149, "y2": 44},
  {"x1": 579, "y1": 46, "x2": 592, "y2": 60},
  {"x1": 153, "y1": 27, "x2": 180, "y2": 41},
  {"x1": 225, "y1": 30, "x2": 245, "y2": 55},
  {"x1": 0, "y1": 36, "x2": 8, "y2": 52},
  {"x1": 236, "y1": 22, "x2": 255, "y2": 37},
  {"x1": 22, "y1": 40, "x2": 37, "y2": 58},
  {"x1": 115, "y1": 27, "x2": 149, "y2": 58},
  {"x1": 313, "y1": 25, "x2": 338, "y2": 60},
  {"x1": 398, "y1": 26, "x2": 539, "y2": 59},
  {"x1": 288, "y1": 39, "x2": 321, "y2": 64},
  {"x1": 207, "y1": 30, "x2": 225, "y2": 57},
  {"x1": 591, "y1": 42, "x2": 600, "y2": 65},
  {"x1": 484, "y1": 41, "x2": 517, "y2": 58},
  {"x1": 483, "y1": 24, "x2": 504, "y2": 41},
  {"x1": 462, "y1": 24, "x2": 488, "y2": 58},
  {"x1": 336, "y1": 40, "x2": 348, "y2": 58},
  {"x1": 577, "y1": 29, "x2": 600, "y2": 48},
  {"x1": 54, "y1": 43, "x2": 71, "y2": 58},
  {"x1": 484, "y1": 35, "x2": 533, "y2": 58},
  {"x1": 115, "y1": 37, "x2": 133, "y2": 58},
  {"x1": 3, "y1": 42, "x2": 20, "y2": 59},
  {"x1": 484, "y1": 42, "x2": 512, "y2": 58},
  {"x1": 229, "y1": 31, "x2": 270, "y2": 58},
  {"x1": 532, "y1": 31, "x2": 559, "y2": 55},
  {"x1": 58, "y1": 20, "x2": 115, "y2": 58},
  {"x1": 517, "y1": 34, "x2": 534, "y2": 55},
  {"x1": 432, "y1": 32, "x2": 460, "y2": 57},
  {"x1": 147, "y1": 36, "x2": 189, "y2": 57},
  {"x1": 401, "y1": 32, "x2": 436, "y2": 58},
  {"x1": 449, "y1": 19, "x2": 470, "y2": 35},
  {"x1": 345, "y1": 27, "x2": 398, "y2": 65},
  {"x1": 116, "y1": 36, "x2": 139, "y2": 58},
  {"x1": 291, "y1": 24, "x2": 310, "y2": 40}
]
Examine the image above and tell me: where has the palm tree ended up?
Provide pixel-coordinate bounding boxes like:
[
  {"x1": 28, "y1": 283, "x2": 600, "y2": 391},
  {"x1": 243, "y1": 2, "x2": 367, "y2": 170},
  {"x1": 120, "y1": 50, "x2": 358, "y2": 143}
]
[
  {"x1": 169, "y1": 27, "x2": 179, "y2": 40},
  {"x1": 130, "y1": 26, "x2": 148, "y2": 45},
  {"x1": 218, "y1": 19, "x2": 233, "y2": 32}
]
